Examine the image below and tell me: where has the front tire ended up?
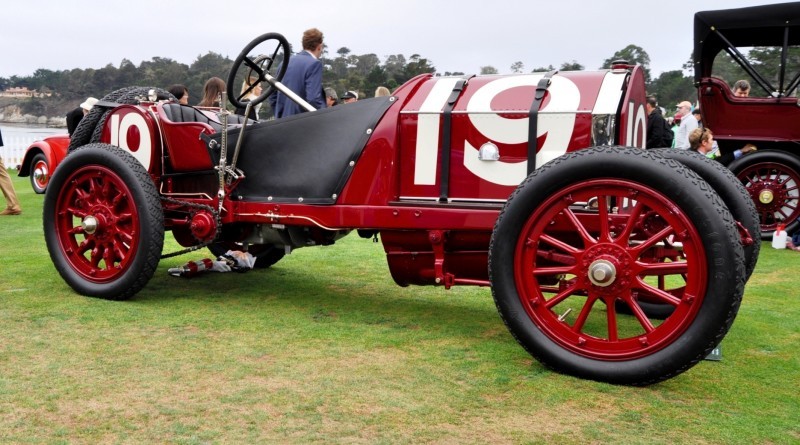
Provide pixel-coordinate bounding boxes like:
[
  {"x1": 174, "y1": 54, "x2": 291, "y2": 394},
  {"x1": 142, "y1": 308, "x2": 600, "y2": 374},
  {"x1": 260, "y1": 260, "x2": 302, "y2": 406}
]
[
  {"x1": 43, "y1": 144, "x2": 164, "y2": 300},
  {"x1": 490, "y1": 147, "x2": 745, "y2": 385}
]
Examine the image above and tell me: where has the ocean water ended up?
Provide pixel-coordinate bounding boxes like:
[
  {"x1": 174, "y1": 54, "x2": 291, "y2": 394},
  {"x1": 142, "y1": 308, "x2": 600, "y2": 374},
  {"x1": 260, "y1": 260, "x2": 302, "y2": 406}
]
[{"x1": 0, "y1": 124, "x2": 65, "y2": 167}]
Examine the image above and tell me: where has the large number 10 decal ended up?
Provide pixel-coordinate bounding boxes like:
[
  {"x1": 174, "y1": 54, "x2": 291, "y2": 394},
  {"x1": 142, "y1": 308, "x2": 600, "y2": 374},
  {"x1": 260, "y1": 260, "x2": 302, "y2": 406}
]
[{"x1": 414, "y1": 74, "x2": 580, "y2": 187}]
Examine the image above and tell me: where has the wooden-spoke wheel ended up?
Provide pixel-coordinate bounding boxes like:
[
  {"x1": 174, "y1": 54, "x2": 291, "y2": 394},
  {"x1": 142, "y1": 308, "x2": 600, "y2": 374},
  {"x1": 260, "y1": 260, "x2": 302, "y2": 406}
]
[
  {"x1": 44, "y1": 144, "x2": 164, "y2": 300},
  {"x1": 490, "y1": 147, "x2": 745, "y2": 385}
]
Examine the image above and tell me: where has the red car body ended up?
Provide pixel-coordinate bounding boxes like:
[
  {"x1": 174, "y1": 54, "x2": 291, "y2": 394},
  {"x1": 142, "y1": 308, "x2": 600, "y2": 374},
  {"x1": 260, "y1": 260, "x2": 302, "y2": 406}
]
[
  {"x1": 18, "y1": 133, "x2": 70, "y2": 193},
  {"x1": 39, "y1": 34, "x2": 751, "y2": 385}
]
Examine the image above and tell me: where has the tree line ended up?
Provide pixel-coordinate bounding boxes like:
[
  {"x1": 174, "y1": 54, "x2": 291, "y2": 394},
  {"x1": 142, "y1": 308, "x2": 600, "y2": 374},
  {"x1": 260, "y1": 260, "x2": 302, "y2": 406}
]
[{"x1": 1, "y1": 43, "x2": 790, "y2": 120}]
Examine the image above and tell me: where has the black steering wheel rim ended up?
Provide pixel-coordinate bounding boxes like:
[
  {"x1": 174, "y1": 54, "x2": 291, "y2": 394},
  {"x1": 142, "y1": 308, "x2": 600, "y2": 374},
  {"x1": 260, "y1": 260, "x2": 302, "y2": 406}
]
[{"x1": 226, "y1": 32, "x2": 290, "y2": 109}]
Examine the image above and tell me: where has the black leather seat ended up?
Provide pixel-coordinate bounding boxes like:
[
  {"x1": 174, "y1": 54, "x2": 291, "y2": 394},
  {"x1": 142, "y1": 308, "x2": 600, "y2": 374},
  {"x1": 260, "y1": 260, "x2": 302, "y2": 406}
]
[{"x1": 160, "y1": 103, "x2": 250, "y2": 133}]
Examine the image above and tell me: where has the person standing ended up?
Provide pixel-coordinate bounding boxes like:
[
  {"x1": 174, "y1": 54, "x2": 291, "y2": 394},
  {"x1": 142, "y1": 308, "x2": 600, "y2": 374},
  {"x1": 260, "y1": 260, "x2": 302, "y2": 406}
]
[
  {"x1": 0, "y1": 128, "x2": 22, "y2": 216},
  {"x1": 66, "y1": 97, "x2": 98, "y2": 136},
  {"x1": 268, "y1": 28, "x2": 326, "y2": 118},
  {"x1": 645, "y1": 96, "x2": 672, "y2": 149},
  {"x1": 674, "y1": 101, "x2": 698, "y2": 149}
]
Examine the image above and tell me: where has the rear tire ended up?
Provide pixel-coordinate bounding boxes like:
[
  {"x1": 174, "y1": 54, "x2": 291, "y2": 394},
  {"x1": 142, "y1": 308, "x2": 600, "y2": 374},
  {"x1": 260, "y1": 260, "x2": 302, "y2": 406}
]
[
  {"x1": 44, "y1": 144, "x2": 164, "y2": 300},
  {"x1": 728, "y1": 150, "x2": 800, "y2": 238},
  {"x1": 490, "y1": 147, "x2": 745, "y2": 385}
]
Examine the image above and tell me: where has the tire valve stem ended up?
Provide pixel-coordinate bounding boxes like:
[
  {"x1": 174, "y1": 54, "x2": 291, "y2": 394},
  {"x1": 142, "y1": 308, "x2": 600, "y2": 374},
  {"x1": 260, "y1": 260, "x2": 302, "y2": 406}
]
[{"x1": 558, "y1": 308, "x2": 573, "y2": 322}]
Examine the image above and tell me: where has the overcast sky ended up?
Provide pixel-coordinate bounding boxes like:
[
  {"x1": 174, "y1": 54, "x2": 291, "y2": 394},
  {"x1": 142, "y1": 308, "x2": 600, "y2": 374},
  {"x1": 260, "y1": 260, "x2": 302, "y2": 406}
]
[{"x1": 0, "y1": 0, "x2": 790, "y2": 80}]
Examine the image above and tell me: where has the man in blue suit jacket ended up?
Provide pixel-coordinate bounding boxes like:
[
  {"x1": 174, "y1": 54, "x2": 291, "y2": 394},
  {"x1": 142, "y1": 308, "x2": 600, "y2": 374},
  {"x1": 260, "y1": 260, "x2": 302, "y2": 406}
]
[{"x1": 269, "y1": 28, "x2": 326, "y2": 118}]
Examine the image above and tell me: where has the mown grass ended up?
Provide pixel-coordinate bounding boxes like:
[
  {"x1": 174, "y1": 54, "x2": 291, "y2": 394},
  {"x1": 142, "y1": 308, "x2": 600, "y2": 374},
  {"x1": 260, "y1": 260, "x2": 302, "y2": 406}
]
[{"x1": 1, "y1": 170, "x2": 798, "y2": 444}]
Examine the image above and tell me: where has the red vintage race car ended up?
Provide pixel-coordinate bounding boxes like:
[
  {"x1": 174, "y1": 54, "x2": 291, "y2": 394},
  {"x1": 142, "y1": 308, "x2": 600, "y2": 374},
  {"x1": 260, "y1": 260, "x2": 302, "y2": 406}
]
[
  {"x1": 17, "y1": 133, "x2": 70, "y2": 193},
  {"x1": 42, "y1": 33, "x2": 758, "y2": 385},
  {"x1": 694, "y1": 2, "x2": 800, "y2": 237}
]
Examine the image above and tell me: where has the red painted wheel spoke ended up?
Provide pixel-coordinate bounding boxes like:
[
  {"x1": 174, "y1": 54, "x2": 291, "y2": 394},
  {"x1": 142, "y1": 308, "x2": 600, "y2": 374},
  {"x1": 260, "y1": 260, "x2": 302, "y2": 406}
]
[
  {"x1": 543, "y1": 282, "x2": 580, "y2": 309},
  {"x1": 606, "y1": 301, "x2": 619, "y2": 342},
  {"x1": 571, "y1": 295, "x2": 599, "y2": 333},
  {"x1": 539, "y1": 233, "x2": 581, "y2": 255},
  {"x1": 632, "y1": 226, "x2": 674, "y2": 256},
  {"x1": 615, "y1": 201, "x2": 644, "y2": 244},
  {"x1": 563, "y1": 207, "x2": 596, "y2": 245},
  {"x1": 596, "y1": 194, "x2": 612, "y2": 242},
  {"x1": 634, "y1": 277, "x2": 682, "y2": 306}
]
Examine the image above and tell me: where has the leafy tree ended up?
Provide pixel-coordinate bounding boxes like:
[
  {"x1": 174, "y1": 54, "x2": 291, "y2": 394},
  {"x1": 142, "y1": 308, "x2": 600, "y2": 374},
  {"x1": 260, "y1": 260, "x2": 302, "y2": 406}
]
[
  {"x1": 560, "y1": 60, "x2": 584, "y2": 71},
  {"x1": 511, "y1": 61, "x2": 525, "y2": 73},
  {"x1": 601, "y1": 44, "x2": 652, "y2": 83},
  {"x1": 531, "y1": 64, "x2": 555, "y2": 72},
  {"x1": 649, "y1": 70, "x2": 695, "y2": 113},
  {"x1": 480, "y1": 66, "x2": 498, "y2": 75}
]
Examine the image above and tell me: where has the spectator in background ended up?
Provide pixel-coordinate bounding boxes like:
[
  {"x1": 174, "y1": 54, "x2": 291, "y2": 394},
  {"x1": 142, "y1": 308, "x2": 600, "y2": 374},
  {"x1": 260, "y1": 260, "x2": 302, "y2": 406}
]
[
  {"x1": 234, "y1": 76, "x2": 262, "y2": 121},
  {"x1": 374, "y1": 86, "x2": 391, "y2": 97},
  {"x1": 168, "y1": 84, "x2": 189, "y2": 105},
  {"x1": 732, "y1": 79, "x2": 751, "y2": 97},
  {"x1": 671, "y1": 113, "x2": 682, "y2": 148},
  {"x1": 66, "y1": 97, "x2": 98, "y2": 136},
  {"x1": 0, "y1": 128, "x2": 22, "y2": 215},
  {"x1": 688, "y1": 127, "x2": 756, "y2": 164},
  {"x1": 198, "y1": 77, "x2": 226, "y2": 107},
  {"x1": 692, "y1": 108, "x2": 703, "y2": 129},
  {"x1": 324, "y1": 87, "x2": 339, "y2": 107},
  {"x1": 674, "y1": 101, "x2": 698, "y2": 149},
  {"x1": 645, "y1": 95, "x2": 672, "y2": 148},
  {"x1": 341, "y1": 90, "x2": 359, "y2": 104},
  {"x1": 269, "y1": 28, "x2": 326, "y2": 118}
]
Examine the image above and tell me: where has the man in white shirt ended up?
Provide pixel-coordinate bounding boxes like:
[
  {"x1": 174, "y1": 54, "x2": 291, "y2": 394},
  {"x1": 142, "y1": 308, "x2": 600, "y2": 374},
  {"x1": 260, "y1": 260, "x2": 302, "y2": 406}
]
[{"x1": 674, "y1": 101, "x2": 698, "y2": 149}]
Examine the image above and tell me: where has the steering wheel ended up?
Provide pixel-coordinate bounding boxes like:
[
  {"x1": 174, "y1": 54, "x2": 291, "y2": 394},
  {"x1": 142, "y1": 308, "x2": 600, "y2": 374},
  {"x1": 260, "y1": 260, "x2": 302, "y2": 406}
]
[{"x1": 226, "y1": 32, "x2": 290, "y2": 110}]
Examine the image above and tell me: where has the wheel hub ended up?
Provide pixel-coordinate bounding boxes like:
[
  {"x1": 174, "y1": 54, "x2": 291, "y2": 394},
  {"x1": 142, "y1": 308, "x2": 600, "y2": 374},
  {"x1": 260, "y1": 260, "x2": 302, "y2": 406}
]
[
  {"x1": 758, "y1": 189, "x2": 774, "y2": 204},
  {"x1": 588, "y1": 259, "x2": 616, "y2": 287},
  {"x1": 81, "y1": 215, "x2": 99, "y2": 235},
  {"x1": 33, "y1": 166, "x2": 48, "y2": 182},
  {"x1": 581, "y1": 244, "x2": 632, "y2": 294}
]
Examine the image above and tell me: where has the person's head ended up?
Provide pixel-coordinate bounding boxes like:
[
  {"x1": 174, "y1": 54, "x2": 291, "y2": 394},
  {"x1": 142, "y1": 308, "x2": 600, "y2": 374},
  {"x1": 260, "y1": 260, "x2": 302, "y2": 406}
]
[
  {"x1": 676, "y1": 101, "x2": 693, "y2": 117},
  {"x1": 240, "y1": 76, "x2": 262, "y2": 100},
  {"x1": 199, "y1": 77, "x2": 226, "y2": 107},
  {"x1": 375, "y1": 86, "x2": 391, "y2": 97},
  {"x1": 688, "y1": 127, "x2": 714, "y2": 153},
  {"x1": 732, "y1": 79, "x2": 751, "y2": 97},
  {"x1": 80, "y1": 97, "x2": 98, "y2": 115},
  {"x1": 342, "y1": 90, "x2": 358, "y2": 104},
  {"x1": 168, "y1": 84, "x2": 189, "y2": 105},
  {"x1": 645, "y1": 95, "x2": 657, "y2": 113},
  {"x1": 692, "y1": 108, "x2": 702, "y2": 122},
  {"x1": 302, "y1": 28, "x2": 324, "y2": 57},
  {"x1": 324, "y1": 87, "x2": 338, "y2": 107}
]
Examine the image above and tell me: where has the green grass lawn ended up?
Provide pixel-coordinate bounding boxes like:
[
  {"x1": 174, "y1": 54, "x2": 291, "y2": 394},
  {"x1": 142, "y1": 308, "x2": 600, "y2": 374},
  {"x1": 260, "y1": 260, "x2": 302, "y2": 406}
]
[{"x1": 1, "y1": 170, "x2": 798, "y2": 444}]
